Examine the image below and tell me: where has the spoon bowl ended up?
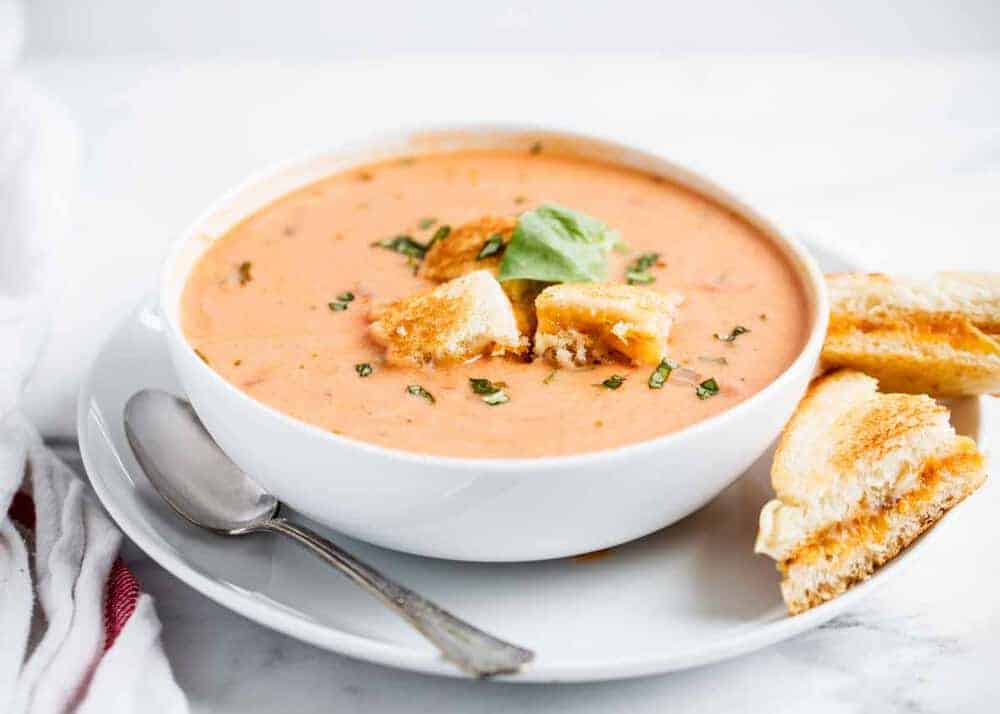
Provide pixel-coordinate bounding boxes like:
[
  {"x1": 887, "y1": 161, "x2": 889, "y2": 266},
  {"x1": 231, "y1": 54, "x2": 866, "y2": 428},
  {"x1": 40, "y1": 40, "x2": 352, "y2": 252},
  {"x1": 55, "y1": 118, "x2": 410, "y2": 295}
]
[
  {"x1": 123, "y1": 388, "x2": 534, "y2": 677},
  {"x1": 125, "y1": 389, "x2": 278, "y2": 534}
]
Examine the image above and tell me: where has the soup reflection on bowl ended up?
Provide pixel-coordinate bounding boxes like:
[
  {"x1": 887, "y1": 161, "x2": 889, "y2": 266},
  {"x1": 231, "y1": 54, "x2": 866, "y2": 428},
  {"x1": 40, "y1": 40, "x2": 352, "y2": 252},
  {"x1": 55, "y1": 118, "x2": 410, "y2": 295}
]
[{"x1": 162, "y1": 126, "x2": 828, "y2": 561}]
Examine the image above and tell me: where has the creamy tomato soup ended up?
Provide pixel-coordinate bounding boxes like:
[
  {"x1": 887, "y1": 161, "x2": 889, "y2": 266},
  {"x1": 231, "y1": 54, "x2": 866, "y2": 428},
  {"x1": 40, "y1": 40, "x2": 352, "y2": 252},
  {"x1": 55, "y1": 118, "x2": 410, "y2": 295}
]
[{"x1": 181, "y1": 149, "x2": 809, "y2": 458}]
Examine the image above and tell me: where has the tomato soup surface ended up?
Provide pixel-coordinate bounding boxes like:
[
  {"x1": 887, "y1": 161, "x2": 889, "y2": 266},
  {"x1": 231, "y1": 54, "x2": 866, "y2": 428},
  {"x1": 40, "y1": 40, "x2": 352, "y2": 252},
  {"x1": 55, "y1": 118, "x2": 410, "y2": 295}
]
[{"x1": 182, "y1": 150, "x2": 810, "y2": 458}]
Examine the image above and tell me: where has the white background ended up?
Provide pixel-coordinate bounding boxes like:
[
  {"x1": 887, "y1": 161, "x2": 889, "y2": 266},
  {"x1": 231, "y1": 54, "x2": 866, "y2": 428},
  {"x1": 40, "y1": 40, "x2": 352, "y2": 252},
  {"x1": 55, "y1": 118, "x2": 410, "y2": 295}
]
[
  {"x1": 22, "y1": 0, "x2": 1000, "y2": 57},
  {"x1": 15, "y1": 2, "x2": 1000, "y2": 712}
]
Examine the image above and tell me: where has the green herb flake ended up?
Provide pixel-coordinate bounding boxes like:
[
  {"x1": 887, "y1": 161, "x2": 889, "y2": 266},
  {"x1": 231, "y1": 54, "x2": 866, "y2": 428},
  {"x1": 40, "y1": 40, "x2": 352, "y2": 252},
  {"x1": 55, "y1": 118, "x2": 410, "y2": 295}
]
[
  {"x1": 427, "y1": 224, "x2": 451, "y2": 250},
  {"x1": 355, "y1": 363, "x2": 373, "y2": 377},
  {"x1": 406, "y1": 384, "x2": 435, "y2": 404},
  {"x1": 469, "y1": 378, "x2": 499, "y2": 395},
  {"x1": 482, "y1": 390, "x2": 510, "y2": 406},
  {"x1": 477, "y1": 234, "x2": 505, "y2": 260},
  {"x1": 418, "y1": 217, "x2": 436, "y2": 230},
  {"x1": 625, "y1": 270, "x2": 656, "y2": 285},
  {"x1": 647, "y1": 359, "x2": 676, "y2": 389},
  {"x1": 372, "y1": 234, "x2": 428, "y2": 259},
  {"x1": 336, "y1": 291, "x2": 355, "y2": 303},
  {"x1": 597, "y1": 374, "x2": 626, "y2": 390},
  {"x1": 237, "y1": 261, "x2": 253, "y2": 285},
  {"x1": 696, "y1": 377, "x2": 720, "y2": 400},
  {"x1": 714, "y1": 325, "x2": 750, "y2": 342},
  {"x1": 498, "y1": 204, "x2": 618, "y2": 284},
  {"x1": 469, "y1": 377, "x2": 510, "y2": 404},
  {"x1": 625, "y1": 252, "x2": 660, "y2": 285},
  {"x1": 328, "y1": 301, "x2": 349, "y2": 312},
  {"x1": 543, "y1": 370, "x2": 557, "y2": 385}
]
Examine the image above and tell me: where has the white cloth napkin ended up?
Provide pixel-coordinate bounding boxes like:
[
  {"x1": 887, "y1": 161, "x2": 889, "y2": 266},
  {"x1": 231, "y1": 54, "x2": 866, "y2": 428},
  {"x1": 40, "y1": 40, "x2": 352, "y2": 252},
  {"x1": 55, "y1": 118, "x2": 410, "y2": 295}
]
[{"x1": 0, "y1": 4, "x2": 188, "y2": 709}]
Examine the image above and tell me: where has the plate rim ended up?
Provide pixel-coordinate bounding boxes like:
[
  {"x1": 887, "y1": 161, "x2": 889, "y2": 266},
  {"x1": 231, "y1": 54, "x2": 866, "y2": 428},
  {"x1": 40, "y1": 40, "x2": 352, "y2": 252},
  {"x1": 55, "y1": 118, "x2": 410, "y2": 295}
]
[{"x1": 76, "y1": 240, "x2": 979, "y2": 682}]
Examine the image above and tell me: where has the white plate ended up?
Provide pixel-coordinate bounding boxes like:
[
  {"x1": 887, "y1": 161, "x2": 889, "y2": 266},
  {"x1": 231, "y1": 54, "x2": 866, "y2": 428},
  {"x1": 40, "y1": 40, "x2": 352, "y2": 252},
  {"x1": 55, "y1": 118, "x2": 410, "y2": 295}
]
[{"x1": 77, "y1": 241, "x2": 982, "y2": 682}]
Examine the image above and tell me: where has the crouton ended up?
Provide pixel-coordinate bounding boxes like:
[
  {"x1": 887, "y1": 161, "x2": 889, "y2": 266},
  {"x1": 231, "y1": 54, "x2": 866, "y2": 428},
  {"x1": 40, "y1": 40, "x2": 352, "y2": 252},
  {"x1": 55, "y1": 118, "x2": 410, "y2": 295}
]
[
  {"x1": 369, "y1": 270, "x2": 524, "y2": 366},
  {"x1": 419, "y1": 215, "x2": 540, "y2": 335},
  {"x1": 533, "y1": 283, "x2": 683, "y2": 367},
  {"x1": 822, "y1": 272, "x2": 1000, "y2": 396},
  {"x1": 420, "y1": 215, "x2": 517, "y2": 282},
  {"x1": 754, "y1": 369, "x2": 986, "y2": 614}
]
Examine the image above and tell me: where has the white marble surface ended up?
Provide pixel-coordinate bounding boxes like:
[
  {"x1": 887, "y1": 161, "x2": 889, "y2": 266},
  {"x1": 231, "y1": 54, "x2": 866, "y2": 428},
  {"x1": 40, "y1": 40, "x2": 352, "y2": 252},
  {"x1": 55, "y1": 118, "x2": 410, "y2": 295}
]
[{"x1": 28, "y1": 55, "x2": 1000, "y2": 711}]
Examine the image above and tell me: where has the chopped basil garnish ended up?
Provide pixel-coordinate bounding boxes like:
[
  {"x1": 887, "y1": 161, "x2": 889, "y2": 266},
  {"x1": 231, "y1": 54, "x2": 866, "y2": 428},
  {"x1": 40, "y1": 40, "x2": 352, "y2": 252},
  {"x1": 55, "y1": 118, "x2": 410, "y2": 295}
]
[
  {"x1": 714, "y1": 325, "x2": 750, "y2": 342},
  {"x1": 597, "y1": 374, "x2": 626, "y2": 390},
  {"x1": 238, "y1": 261, "x2": 253, "y2": 285},
  {"x1": 328, "y1": 301, "x2": 349, "y2": 311},
  {"x1": 406, "y1": 384, "x2": 435, "y2": 404},
  {"x1": 477, "y1": 234, "x2": 504, "y2": 260},
  {"x1": 625, "y1": 252, "x2": 659, "y2": 285},
  {"x1": 543, "y1": 370, "x2": 557, "y2": 385},
  {"x1": 647, "y1": 358, "x2": 676, "y2": 389},
  {"x1": 469, "y1": 377, "x2": 510, "y2": 405},
  {"x1": 482, "y1": 390, "x2": 510, "y2": 406},
  {"x1": 336, "y1": 291, "x2": 355, "y2": 303},
  {"x1": 355, "y1": 363, "x2": 373, "y2": 377},
  {"x1": 418, "y1": 217, "x2": 436, "y2": 229},
  {"x1": 469, "y1": 378, "x2": 499, "y2": 394},
  {"x1": 427, "y1": 224, "x2": 451, "y2": 250},
  {"x1": 372, "y1": 235, "x2": 428, "y2": 259},
  {"x1": 696, "y1": 378, "x2": 720, "y2": 399}
]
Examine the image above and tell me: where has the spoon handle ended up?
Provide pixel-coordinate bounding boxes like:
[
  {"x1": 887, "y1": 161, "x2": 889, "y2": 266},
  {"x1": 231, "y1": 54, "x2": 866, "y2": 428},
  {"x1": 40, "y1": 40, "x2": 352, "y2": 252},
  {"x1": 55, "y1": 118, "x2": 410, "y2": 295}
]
[{"x1": 262, "y1": 517, "x2": 534, "y2": 677}]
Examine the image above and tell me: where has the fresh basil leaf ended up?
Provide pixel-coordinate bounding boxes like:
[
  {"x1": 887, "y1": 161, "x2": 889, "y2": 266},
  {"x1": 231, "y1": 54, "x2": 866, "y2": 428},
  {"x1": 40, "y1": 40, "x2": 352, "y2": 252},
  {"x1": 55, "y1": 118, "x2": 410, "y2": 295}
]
[
  {"x1": 336, "y1": 291, "x2": 355, "y2": 302},
  {"x1": 355, "y1": 363, "x2": 373, "y2": 377},
  {"x1": 328, "y1": 301, "x2": 349, "y2": 311},
  {"x1": 498, "y1": 204, "x2": 618, "y2": 284}
]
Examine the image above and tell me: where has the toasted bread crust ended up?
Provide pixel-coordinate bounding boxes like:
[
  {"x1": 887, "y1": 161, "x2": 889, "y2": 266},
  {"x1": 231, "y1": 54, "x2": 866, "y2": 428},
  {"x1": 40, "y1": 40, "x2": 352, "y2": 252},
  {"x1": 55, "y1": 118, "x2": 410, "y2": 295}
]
[
  {"x1": 533, "y1": 283, "x2": 683, "y2": 367},
  {"x1": 822, "y1": 272, "x2": 1000, "y2": 396},
  {"x1": 419, "y1": 215, "x2": 517, "y2": 282},
  {"x1": 368, "y1": 270, "x2": 524, "y2": 366},
  {"x1": 780, "y1": 442, "x2": 984, "y2": 613},
  {"x1": 755, "y1": 368, "x2": 987, "y2": 614}
]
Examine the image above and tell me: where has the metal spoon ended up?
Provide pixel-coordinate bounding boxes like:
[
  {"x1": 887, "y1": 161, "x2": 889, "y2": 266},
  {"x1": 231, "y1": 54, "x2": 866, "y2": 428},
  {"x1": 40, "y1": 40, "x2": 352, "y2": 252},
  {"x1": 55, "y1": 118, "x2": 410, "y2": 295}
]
[{"x1": 123, "y1": 389, "x2": 534, "y2": 678}]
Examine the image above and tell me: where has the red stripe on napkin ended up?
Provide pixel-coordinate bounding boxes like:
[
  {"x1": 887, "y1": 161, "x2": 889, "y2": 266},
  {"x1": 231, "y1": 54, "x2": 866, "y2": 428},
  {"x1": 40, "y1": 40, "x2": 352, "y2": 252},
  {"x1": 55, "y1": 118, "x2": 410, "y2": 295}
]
[
  {"x1": 8, "y1": 491, "x2": 141, "y2": 651},
  {"x1": 104, "y1": 558, "x2": 140, "y2": 650}
]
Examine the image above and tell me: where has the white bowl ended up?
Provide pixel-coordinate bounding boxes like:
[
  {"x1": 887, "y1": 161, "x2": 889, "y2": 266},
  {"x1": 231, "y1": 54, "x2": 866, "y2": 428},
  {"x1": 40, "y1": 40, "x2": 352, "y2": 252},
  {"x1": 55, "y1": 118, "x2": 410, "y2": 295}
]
[{"x1": 160, "y1": 124, "x2": 829, "y2": 562}]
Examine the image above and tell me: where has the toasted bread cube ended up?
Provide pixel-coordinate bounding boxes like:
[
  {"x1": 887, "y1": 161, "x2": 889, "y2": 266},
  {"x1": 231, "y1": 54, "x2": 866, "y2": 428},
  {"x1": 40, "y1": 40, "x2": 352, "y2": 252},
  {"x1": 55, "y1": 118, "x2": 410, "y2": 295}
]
[
  {"x1": 420, "y1": 215, "x2": 517, "y2": 282},
  {"x1": 369, "y1": 270, "x2": 523, "y2": 366},
  {"x1": 533, "y1": 284, "x2": 683, "y2": 367},
  {"x1": 419, "y1": 215, "x2": 539, "y2": 335}
]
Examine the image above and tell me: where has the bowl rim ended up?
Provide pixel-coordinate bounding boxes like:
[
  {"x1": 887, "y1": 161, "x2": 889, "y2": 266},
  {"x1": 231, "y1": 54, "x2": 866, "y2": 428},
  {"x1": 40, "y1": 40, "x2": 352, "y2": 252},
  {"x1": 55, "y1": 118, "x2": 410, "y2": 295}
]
[{"x1": 160, "y1": 121, "x2": 830, "y2": 472}]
